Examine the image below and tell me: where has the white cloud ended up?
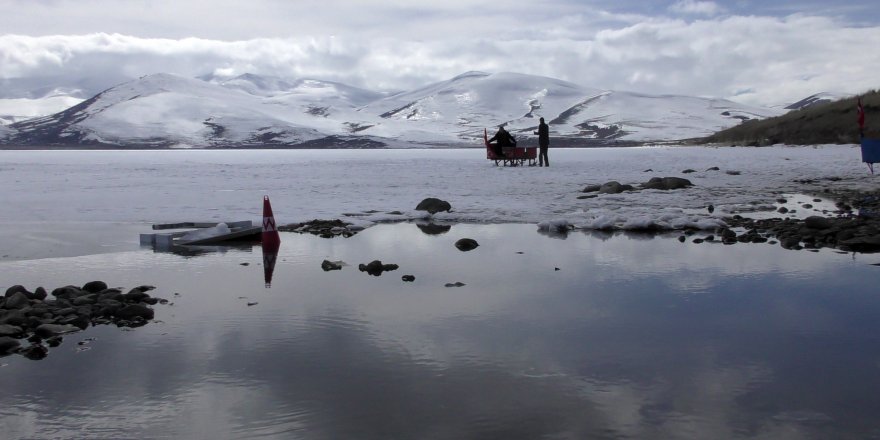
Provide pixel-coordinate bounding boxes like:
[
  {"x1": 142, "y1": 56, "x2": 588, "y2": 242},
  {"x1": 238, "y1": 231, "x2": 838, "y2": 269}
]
[
  {"x1": 669, "y1": 0, "x2": 723, "y2": 16},
  {"x1": 0, "y1": 2, "x2": 879, "y2": 107}
]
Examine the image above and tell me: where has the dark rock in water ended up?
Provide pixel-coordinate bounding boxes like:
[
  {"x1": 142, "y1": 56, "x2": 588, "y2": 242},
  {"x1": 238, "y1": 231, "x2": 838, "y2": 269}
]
[
  {"x1": 454, "y1": 238, "x2": 479, "y2": 251},
  {"x1": 0, "y1": 324, "x2": 23, "y2": 337},
  {"x1": 82, "y1": 281, "x2": 108, "y2": 293},
  {"x1": 707, "y1": 204, "x2": 715, "y2": 213},
  {"x1": 321, "y1": 260, "x2": 344, "y2": 271},
  {"x1": 114, "y1": 304, "x2": 155, "y2": 321},
  {"x1": 358, "y1": 260, "x2": 399, "y2": 276},
  {"x1": 778, "y1": 207, "x2": 789, "y2": 214},
  {"x1": 777, "y1": 198, "x2": 788, "y2": 203},
  {"x1": 33, "y1": 287, "x2": 47, "y2": 301},
  {"x1": 4, "y1": 292, "x2": 30, "y2": 309},
  {"x1": 402, "y1": 275, "x2": 415, "y2": 282},
  {"x1": 35, "y1": 323, "x2": 81, "y2": 338},
  {"x1": 52, "y1": 285, "x2": 84, "y2": 299},
  {"x1": 577, "y1": 194, "x2": 598, "y2": 199},
  {"x1": 804, "y1": 216, "x2": 833, "y2": 229},
  {"x1": 444, "y1": 282, "x2": 466, "y2": 288},
  {"x1": 123, "y1": 289, "x2": 151, "y2": 303},
  {"x1": 0, "y1": 336, "x2": 21, "y2": 354},
  {"x1": 72, "y1": 294, "x2": 97, "y2": 306},
  {"x1": 678, "y1": 235, "x2": 686, "y2": 242},
  {"x1": 682, "y1": 169, "x2": 696, "y2": 174},
  {"x1": 598, "y1": 181, "x2": 634, "y2": 194},
  {"x1": 415, "y1": 197, "x2": 452, "y2": 214},
  {"x1": 642, "y1": 177, "x2": 693, "y2": 190},
  {"x1": 706, "y1": 167, "x2": 720, "y2": 171},
  {"x1": 280, "y1": 219, "x2": 357, "y2": 238},
  {"x1": 62, "y1": 314, "x2": 91, "y2": 330},
  {"x1": 21, "y1": 344, "x2": 48, "y2": 360},
  {"x1": 98, "y1": 289, "x2": 124, "y2": 302},
  {"x1": 0, "y1": 310, "x2": 27, "y2": 326},
  {"x1": 46, "y1": 336, "x2": 63, "y2": 347},
  {"x1": 4, "y1": 285, "x2": 29, "y2": 298}
]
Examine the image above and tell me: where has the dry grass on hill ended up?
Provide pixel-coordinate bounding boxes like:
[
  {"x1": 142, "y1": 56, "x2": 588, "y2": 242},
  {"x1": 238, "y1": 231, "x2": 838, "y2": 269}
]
[{"x1": 702, "y1": 90, "x2": 880, "y2": 146}]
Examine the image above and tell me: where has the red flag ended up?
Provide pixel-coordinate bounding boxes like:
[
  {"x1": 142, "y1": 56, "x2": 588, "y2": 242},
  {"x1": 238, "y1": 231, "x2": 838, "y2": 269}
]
[{"x1": 858, "y1": 97, "x2": 865, "y2": 131}]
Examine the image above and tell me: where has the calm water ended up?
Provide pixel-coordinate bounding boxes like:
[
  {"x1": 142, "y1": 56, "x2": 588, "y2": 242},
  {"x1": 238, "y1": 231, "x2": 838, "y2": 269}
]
[{"x1": 1, "y1": 223, "x2": 880, "y2": 439}]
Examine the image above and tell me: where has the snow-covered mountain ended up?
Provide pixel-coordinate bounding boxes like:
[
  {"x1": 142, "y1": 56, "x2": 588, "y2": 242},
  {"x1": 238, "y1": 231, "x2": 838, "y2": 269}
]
[
  {"x1": 782, "y1": 92, "x2": 851, "y2": 110},
  {"x1": 5, "y1": 71, "x2": 784, "y2": 148}
]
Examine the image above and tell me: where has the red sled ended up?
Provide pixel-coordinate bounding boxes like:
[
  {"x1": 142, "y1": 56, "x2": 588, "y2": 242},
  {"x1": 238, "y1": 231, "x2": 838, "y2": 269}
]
[{"x1": 484, "y1": 128, "x2": 537, "y2": 167}]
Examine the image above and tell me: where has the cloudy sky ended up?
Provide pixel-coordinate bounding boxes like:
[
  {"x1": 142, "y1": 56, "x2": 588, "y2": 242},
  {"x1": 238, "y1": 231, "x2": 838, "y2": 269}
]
[{"x1": 2, "y1": 0, "x2": 879, "y2": 106}]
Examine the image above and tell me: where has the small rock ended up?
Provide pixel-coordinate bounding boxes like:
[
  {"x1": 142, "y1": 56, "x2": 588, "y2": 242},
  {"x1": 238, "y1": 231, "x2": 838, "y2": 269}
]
[
  {"x1": 444, "y1": 282, "x2": 466, "y2": 288},
  {"x1": 358, "y1": 260, "x2": 398, "y2": 276},
  {"x1": 114, "y1": 304, "x2": 154, "y2": 321},
  {"x1": 321, "y1": 260, "x2": 344, "y2": 271},
  {"x1": 21, "y1": 344, "x2": 48, "y2": 360},
  {"x1": 247, "y1": 302, "x2": 258, "y2": 306},
  {"x1": 454, "y1": 238, "x2": 479, "y2": 251},
  {"x1": 402, "y1": 275, "x2": 415, "y2": 282},
  {"x1": 682, "y1": 169, "x2": 696, "y2": 174},
  {"x1": 707, "y1": 204, "x2": 715, "y2": 213},
  {"x1": 778, "y1": 207, "x2": 789, "y2": 214},
  {"x1": 34, "y1": 323, "x2": 80, "y2": 338},
  {"x1": 706, "y1": 167, "x2": 720, "y2": 171},
  {"x1": 726, "y1": 170, "x2": 742, "y2": 175}
]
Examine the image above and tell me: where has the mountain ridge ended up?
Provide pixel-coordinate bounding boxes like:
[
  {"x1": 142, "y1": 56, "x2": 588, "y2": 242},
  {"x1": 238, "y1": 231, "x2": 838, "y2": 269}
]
[{"x1": 3, "y1": 71, "x2": 785, "y2": 148}]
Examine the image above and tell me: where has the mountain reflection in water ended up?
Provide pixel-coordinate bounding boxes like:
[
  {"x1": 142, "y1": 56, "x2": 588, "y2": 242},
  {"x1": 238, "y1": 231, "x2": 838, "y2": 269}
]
[{"x1": 1, "y1": 223, "x2": 879, "y2": 439}]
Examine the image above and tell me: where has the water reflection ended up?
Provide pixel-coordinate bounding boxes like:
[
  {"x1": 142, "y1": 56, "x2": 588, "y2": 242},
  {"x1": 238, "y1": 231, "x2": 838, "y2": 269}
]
[{"x1": 1, "y1": 224, "x2": 879, "y2": 439}]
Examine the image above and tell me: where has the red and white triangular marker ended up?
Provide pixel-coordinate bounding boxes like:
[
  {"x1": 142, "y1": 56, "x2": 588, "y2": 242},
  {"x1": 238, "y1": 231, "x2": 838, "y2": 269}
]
[{"x1": 262, "y1": 195, "x2": 281, "y2": 250}]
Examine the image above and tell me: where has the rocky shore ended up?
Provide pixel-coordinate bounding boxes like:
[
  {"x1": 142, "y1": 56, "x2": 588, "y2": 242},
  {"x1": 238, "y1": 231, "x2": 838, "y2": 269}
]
[{"x1": 0, "y1": 282, "x2": 167, "y2": 359}]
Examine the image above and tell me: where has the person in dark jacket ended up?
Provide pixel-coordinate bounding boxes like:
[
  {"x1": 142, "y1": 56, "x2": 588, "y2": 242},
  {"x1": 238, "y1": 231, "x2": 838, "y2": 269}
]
[
  {"x1": 488, "y1": 125, "x2": 516, "y2": 157},
  {"x1": 534, "y1": 117, "x2": 550, "y2": 166}
]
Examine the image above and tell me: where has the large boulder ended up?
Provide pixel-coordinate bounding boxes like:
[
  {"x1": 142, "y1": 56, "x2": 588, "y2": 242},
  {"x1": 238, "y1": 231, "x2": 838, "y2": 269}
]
[
  {"x1": 804, "y1": 216, "x2": 833, "y2": 230},
  {"x1": 598, "y1": 181, "x2": 634, "y2": 194},
  {"x1": 4, "y1": 292, "x2": 30, "y2": 310},
  {"x1": 4, "y1": 285, "x2": 30, "y2": 298},
  {"x1": 82, "y1": 281, "x2": 108, "y2": 293},
  {"x1": 415, "y1": 198, "x2": 452, "y2": 214},
  {"x1": 641, "y1": 177, "x2": 693, "y2": 190},
  {"x1": 0, "y1": 336, "x2": 21, "y2": 354}
]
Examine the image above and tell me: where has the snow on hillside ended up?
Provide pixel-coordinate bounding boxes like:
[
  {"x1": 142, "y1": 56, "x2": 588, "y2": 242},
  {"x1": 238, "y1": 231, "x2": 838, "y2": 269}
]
[
  {"x1": 356, "y1": 71, "x2": 781, "y2": 144},
  {"x1": 781, "y1": 92, "x2": 851, "y2": 110},
  {"x1": 358, "y1": 71, "x2": 600, "y2": 143},
  {"x1": 12, "y1": 73, "x2": 328, "y2": 147},
  {"x1": 6, "y1": 71, "x2": 787, "y2": 147}
]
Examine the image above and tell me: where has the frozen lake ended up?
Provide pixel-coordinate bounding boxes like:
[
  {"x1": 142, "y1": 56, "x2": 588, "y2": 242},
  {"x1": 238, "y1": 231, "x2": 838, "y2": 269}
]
[{"x1": 1, "y1": 148, "x2": 879, "y2": 438}]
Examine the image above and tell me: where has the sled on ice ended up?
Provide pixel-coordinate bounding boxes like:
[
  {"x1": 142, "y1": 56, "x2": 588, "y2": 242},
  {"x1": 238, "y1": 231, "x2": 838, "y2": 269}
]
[{"x1": 484, "y1": 128, "x2": 537, "y2": 167}]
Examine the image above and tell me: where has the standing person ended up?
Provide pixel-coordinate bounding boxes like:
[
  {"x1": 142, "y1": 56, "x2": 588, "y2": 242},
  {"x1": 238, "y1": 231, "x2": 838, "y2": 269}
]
[{"x1": 534, "y1": 117, "x2": 550, "y2": 167}]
